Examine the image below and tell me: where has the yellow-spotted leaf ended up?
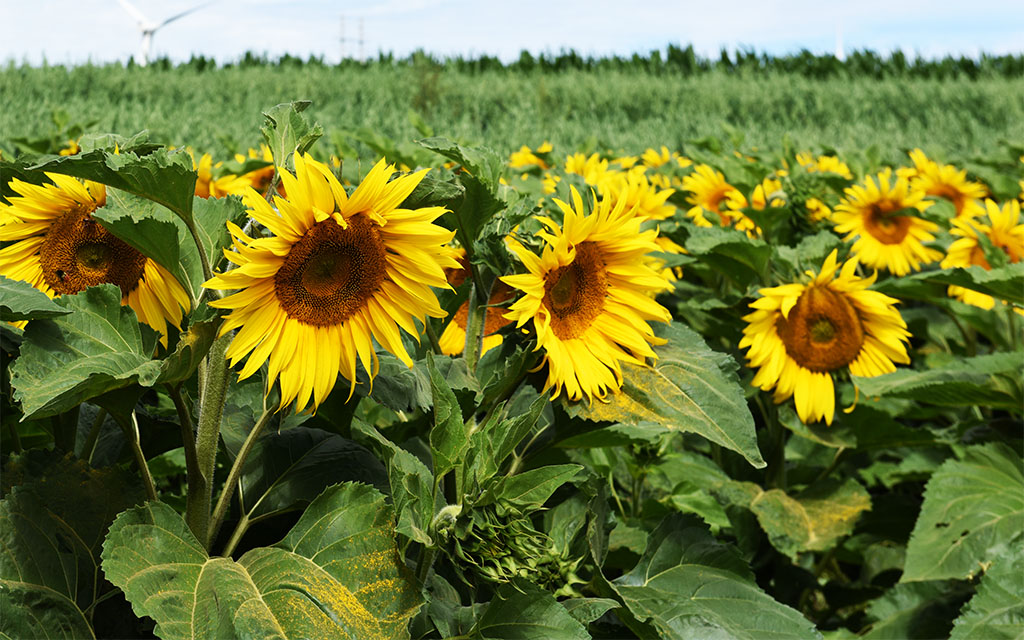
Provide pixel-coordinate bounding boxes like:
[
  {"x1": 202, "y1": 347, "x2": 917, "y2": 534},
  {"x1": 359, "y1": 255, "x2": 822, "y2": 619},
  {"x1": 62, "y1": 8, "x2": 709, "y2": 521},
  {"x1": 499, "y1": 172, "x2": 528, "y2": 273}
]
[{"x1": 101, "y1": 483, "x2": 422, "y2": 640}]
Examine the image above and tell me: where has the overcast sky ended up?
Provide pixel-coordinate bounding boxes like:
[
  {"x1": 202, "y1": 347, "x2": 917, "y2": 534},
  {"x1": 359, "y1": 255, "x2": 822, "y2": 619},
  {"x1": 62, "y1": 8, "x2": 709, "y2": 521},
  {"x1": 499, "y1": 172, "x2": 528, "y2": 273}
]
[{"x1": 2, "y1": 0, "x2": 1022, "y2": 66}]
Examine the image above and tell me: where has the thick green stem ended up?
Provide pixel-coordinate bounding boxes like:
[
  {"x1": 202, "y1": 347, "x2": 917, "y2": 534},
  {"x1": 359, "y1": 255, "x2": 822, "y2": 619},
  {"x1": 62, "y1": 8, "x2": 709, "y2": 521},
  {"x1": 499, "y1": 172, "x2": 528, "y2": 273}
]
[
  {"x1": 208, "y1": 405, "x2": 274, "y2": 549},
  {"x1": 167, "y1": 384, "x2": 202, "y2": 515},
  {"x1": 81, "y1": 408, "x2": 107, "y2": 464},
  {"x1": 221, "y1": 512, "x2": 250, "y2": 558},
  {"x1": 463, "y1": 282, "x2": 487, "y2": 372},
  {"x1": 187, "y1": 333, "x2": 232, "y2": 549},
  {"x1": 52, "y1": 405, "x2": 79, "y2": 453}
]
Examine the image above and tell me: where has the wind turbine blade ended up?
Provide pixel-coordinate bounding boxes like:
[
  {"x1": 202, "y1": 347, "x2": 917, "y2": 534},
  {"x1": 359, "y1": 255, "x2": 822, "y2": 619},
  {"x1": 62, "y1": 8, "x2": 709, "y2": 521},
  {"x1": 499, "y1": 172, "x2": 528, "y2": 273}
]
[
  {"x1": 117, "y1": 0, "x2": 150, "y2": 26},
  {"x1": 157, "y1": 1, "x2": 215, "y2": 29}
]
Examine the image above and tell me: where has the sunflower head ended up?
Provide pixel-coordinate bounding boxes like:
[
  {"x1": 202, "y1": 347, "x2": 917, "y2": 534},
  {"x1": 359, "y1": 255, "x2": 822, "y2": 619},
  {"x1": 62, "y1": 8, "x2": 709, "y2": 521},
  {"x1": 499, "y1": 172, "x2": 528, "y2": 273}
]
[
  {"x1": 501, "y1": 187, "x2": 671, "y2": 402},
  {"x1": 740, "y1": 249, "x2": 911, "y2": 424},
  {"x1": 941, "y1": 199, "x2": 1024, "y2": 309},
  {"x1": 681, "y1": 164, "x2": 742, "y2": 228},
  {"x1": 832, "y1": 168, "x2": 942, "y2": 276},
  {"x1": 204, "y1": 154, "x2": 459, "y2": 413},
  {"x1": 564, "y1": 153, "x2": 611, "y2": 186},
  {"x1": 907, "y1": 149, "x2": 987, "y2": 218},
  {"x1": 0, "y1": 173, "x2": 190, "y2": 343}
]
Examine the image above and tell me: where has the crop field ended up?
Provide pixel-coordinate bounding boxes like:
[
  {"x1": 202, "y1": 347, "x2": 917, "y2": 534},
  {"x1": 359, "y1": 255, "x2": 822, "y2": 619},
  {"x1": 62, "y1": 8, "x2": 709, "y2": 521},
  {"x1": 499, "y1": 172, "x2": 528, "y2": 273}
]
[{"x1": 0, "y1": 55, "x2": 1022, "y2": 640}]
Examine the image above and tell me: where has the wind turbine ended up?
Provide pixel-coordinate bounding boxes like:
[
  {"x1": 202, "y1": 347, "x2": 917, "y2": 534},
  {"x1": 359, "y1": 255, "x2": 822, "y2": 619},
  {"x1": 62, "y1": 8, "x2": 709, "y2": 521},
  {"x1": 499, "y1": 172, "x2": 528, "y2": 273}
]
[{"x1": 117, "y1": 0, "x2": 215, "y2": 66}]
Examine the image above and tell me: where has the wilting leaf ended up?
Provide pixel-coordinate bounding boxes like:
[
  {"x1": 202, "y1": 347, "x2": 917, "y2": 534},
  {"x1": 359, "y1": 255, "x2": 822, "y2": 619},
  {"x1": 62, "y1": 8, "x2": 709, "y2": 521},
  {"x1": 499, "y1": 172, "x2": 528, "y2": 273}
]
[
  {"x1": 902, "y1": 442, "x2": 1024, "y2": 582},
  {"x1": 570, "y1": 322, "x2": 765, "y2": 468},
  {"x1": 718, "y1": 478, "x2": 872, "y2": 558},
  {"x1": 10, "y1": 285, "x2": 162, "y2": 420},
  {"x1": 0, "y1": 451, "x2": 144, "y2": 640},
  {"x1": 102, "y1": 483, "x2": 422, "y2": 640},
  {"x1": 949, "y1": 544, "x2": 1024, "y2": 640},
  {"x1": 0, "y1": 276, "x2": 69, "y2": 322},
  {"x1": 611, "y1": 514, "x2": 819, "y2": 639}
]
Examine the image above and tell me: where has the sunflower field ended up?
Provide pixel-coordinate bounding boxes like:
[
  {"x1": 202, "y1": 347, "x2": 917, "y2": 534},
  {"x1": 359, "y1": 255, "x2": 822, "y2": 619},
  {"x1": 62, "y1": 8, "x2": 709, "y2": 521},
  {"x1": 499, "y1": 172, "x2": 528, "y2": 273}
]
[{"x1": 0, "y1": 96, "x2": 1022, "y2": 640}]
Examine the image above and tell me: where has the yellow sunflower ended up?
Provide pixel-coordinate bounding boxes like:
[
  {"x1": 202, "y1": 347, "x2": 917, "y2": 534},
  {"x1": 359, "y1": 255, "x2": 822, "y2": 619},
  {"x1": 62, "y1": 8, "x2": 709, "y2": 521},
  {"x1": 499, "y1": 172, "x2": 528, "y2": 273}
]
[
  {"x1": 795, "y1": 152, "x2": 853, "y2": 180},
  {"x1": 681, "y1": 164, "x2": 742, "y2": 227},
  {"x1": 641, "y1": 146, "x2": 680, "y2": 169},
  {"x1": 501, "y1": 187, "x2": 672, "y2": 401},
  {"x1": 203, "y1": 154, "x2": 459, "y2": 413},
  {"x1": 832, "y1": 168, "x2": 942, "y2": 276},
  {"x1": 0, "y1": 174, "x2": 190, "y2": 342},
  {"x1": 564, "y1": 153, "x2": 612, "y2": 186},
  {"x1": 805, "y1": 197, "x2": 832, "y2": 222},
  {"x1": 509, "y1": 142, "x2": 552, "y2": 170},
  {"x1": 907, "y1": 149, "x2": 986, "y2": 218},
  {"x1": 438, "y1": 249, "x2": 515, "y2": 357},
  {"x1": 600, "y1": 167, "x2": 676, "y2": 221},
  {"x1": 724, "y1": 176, "x2": 786, "y2": 238},
  {"x1": 941, "y1": 199, "x2": 1024, "y2": 310},
  {"x1": 740, "y1": 249, "x2": 911, "y2": 424}
]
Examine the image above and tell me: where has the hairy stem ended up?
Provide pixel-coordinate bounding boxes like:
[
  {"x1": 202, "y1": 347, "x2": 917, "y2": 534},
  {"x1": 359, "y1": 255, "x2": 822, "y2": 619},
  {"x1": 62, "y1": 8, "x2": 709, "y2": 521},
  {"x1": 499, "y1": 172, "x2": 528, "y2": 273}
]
[
  {"x1": 209, "y1": 404, "x2": 274, "y2": 550},
  {"x1": 115, "y1": 411, "x2": 157, "y2": 501},
  {"x1": 167, "y1": 384, "x2": 202, "y2": 523}
]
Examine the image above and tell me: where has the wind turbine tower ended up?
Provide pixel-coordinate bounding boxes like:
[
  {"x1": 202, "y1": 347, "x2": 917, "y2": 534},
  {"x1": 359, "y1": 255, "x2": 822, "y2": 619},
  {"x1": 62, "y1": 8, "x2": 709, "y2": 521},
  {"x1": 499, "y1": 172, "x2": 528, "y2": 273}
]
[{"x1": 117, "y1": 0, "x2": 215, "y2": 66}]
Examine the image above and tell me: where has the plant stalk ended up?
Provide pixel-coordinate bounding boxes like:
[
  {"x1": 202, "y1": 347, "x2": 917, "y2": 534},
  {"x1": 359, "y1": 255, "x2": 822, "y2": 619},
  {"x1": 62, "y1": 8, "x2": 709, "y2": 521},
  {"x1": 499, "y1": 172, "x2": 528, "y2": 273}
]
[
  {"x1": 186, "y1": 332, "x2": 232, "y2": 549},
  {"x1": 221, "y1": 512, "x2": 250, "y2": 558},
  {"x1": 81, "y1": 407, "x2": 107, "y2": 464},
  {"x1": 167, "y1": 384, "x2": 202, "y2": 520},
  {"x1": 115, "y1": 411, "x2": 157, "y2": 501},
  {"x1": 208, "y1": 404, "x2": 274, "y2": 550}
]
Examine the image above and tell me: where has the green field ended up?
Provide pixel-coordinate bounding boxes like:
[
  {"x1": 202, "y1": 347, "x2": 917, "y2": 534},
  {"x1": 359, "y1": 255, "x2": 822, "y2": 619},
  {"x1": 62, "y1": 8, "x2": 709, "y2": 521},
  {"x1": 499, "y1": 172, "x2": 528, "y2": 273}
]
[{"x1": 3, "y1": 62, "x2": 1023, "y2": 160}]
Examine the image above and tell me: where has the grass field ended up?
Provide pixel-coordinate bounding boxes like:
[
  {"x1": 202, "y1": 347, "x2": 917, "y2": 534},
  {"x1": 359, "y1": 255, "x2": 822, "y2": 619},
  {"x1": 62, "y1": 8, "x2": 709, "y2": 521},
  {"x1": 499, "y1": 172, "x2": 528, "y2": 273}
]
[{"x1": 2, "y1": 62, "x2": 1023, "y2": 160}]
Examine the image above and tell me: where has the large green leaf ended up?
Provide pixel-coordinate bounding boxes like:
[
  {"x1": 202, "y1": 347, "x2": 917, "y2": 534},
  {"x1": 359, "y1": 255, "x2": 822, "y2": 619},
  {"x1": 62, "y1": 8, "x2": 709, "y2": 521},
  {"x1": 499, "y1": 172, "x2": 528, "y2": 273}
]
[
  {"x1": 852, "y1": 353, "x2": 1023, "y2": 411},
  {"x1": 27, "y1": 148, "x2": 197, "y2": 224},
  {"x1": 469, "y1": 580, "x2": 590, "y2": 640},
  {"x1": 427, "y1": 352, "x2": 469, "y2": 478},
  {"x1": 190, "y1": 193, "x2": 250, "y2": 274},
  {"x1": 0, "y1": 451, "x2": 145, "y2": 640},
  {"x1": 902, "y1": 443, "x2": 1024, "y2": 582},
  {"x1": 875, "y1": 264, "x2": 1024, "y2": 306},
  {"x1": 860, "y1": 582, "x2": 970, "y2": 640},
  {"x1": 239, "y1": 427, "x2": 388, "y2": 522},
  {"x1": 611, "y1": 514, "x2": 819, "y2": 639},
  {"x1": 260, "y1": 101, "x2": 324, "y2": 171},
  {"x1": 102, "y1": 483, "x2": 422, "y2": 640},
  {"x1": 9, "y1": 285, "x2": 162, "y2": 420},
  {"x1": 716, "y1": 478, "x2": 872, "y2": 558},
  {"x1": 949, "y1": 545, "x2": 1024, "y2": 640},
  {"x1": 0, "y1": 276, "x2": 70, "y2": 322},
  {"x1": 417, "y1": 137, "x2": 504, "y2": 190},
  {"x1": 570, "y1": 322, "x2": 765, "y2": 468},
  {"x1": 685, "y1": 226, "x2": 771, "y2": 287}
]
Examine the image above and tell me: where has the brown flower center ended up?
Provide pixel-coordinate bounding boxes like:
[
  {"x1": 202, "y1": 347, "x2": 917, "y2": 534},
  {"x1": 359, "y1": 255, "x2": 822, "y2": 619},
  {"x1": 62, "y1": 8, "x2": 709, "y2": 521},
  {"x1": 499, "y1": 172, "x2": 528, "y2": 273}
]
[
  {"x1": 776, "y1": 285, "x2": 865, "y2": 372},
  {"x1": 274, "y1": 215, "x2": 387, "y2": 326},
  {"x1": 864, "y1": 203, "x2": 913, "y2": 244},
  {"x1": 39, "y1": 208, "x2": 147, "y2": 296},
  {"x1": 543, "y1": 242, "x2": 607, "y2": 340}
]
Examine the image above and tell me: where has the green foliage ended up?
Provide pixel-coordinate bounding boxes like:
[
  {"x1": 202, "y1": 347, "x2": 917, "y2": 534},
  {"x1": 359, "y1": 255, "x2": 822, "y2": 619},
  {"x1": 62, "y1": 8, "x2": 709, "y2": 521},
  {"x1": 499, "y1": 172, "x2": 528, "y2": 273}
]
[
  {"x1": 902, "y1": 443, "x2": 1024, "y2": 582},
  {"x1": 259, "y1": 100, "x2": 324, "y2": 171},
  {"x1": 469, "y1": 581, "x2": 589, "y2": 640},
  {"x1": 0, "y1": 276, "x2": 69, "y2": 321},
  {"x1": 101, "y1": 483, "x2": 421, "y2": 640},
  {"x1": 570, "y1": 322, "x2": 765, "y2": 468},
  {"x1": 949, "y1": 545, "x2": 1024, "y2": 640},
  {"x1": 610, "y1": 514, "x2": 820, "y2": 639}
]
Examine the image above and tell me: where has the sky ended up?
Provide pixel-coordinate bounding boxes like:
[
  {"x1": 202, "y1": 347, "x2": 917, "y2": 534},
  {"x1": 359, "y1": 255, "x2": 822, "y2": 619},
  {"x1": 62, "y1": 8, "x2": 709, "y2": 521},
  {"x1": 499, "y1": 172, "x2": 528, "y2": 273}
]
[{"x1": 2, "y1": 0, "x2": 1022, "y2": 66}]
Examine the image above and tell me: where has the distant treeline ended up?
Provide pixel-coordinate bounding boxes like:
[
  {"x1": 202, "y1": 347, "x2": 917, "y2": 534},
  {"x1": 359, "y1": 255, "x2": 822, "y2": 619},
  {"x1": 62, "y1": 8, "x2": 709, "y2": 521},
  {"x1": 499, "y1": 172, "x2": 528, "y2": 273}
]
[{"x1": 21, "y1": 45, "x2": 1018, "y2": 79}]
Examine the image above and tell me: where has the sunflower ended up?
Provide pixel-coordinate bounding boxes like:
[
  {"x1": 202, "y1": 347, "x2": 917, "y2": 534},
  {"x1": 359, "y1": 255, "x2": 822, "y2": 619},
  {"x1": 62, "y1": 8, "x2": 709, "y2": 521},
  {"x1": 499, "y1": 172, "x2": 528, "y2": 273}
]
[
  {"x1": 831, "y1": 168, "x2": 942, "y2": 276},
  {"x1": 564, "y1": 153, "x2": 612, "y2": 186},
  {"x1": 0, "y1": 174, "x2": 190, "y2": 342},
  {"x1": 795, "y1": 152, "x2": 853, "y2": 180},
  {"x1": 740, "y1": 249, "x2": 911, "y2": 424},
  {"x1": 234, "y1": 145, "x2": 280, "y2": 197},
  {"x1": 641, "y1": 146, "x2": 680, "y2": 169},
  {"x1": 941, "y1": 199, "x2": 1024, "y2": 310},
  {"x1": 501, "y1": 187, "x2": 672, "y2": 401},
  {"x1": 438, "y1": 249, "x2": 515, "y2": 357},
  {"x1": 204, "y1": 154, "x2": 459, "y2": 413},
  {"x1": 681, "y1": 164, "x2": 742, "y2": 228},
  {"x1": 907, "y1": 149, "x2": 986, "y2": 218},
  {"x1": 509, "y1": 142, "x2": 552, "y2": 170},
  {"x1": 724, "y1": 176, "x2": 786, "y2": 238},
  {"x1": 805, "y1": 197, "x2": 832, "y2": 222},
  {"x1": 599, "y1": 167, "x2": 676, "y2": 221}
]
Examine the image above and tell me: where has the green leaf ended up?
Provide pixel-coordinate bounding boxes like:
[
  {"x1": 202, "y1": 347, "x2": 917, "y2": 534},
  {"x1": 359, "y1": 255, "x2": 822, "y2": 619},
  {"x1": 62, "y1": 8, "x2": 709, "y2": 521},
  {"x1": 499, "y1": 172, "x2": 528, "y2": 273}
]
[
  {"x1": 902, "y1": 442, "x2": 1024, "y2": 582},
  {"x1": 853, "y1": 353, "x2": 1023, "y2": 411},
  {"x1": 465, "y1": 393, "x2": 547, "y2": 489},
  {"x1": 0, "y1": 451, "x2": 145, "y2": 640},
  {"x1": 561, "y1": 598, "x2": 619, "y2": 626},
  {"x1": 611, "y1": 513, "x2": 819, "y2": 640},
  {"x1": 875, "y1": 264, "x2": 1024, "y2": 306},
  {"x1": 239, "y1": 427, "x2": 388, "y2": 522},
  {"x1": 569, "y1": 322, "x2": 765, "y2": 468},
  {"x1": 190, "y1": 195, "x2": 249, "y2": 274},
  {"x1": 717, "y1": 478, "x2": 872, "y2": 558},
  {"x1": 949, "y1": 545, "x2": 1024, "y2": 640},
  {"x1": 156, "y1": 310, "x2": 217, "y2": 385},
  {"x1": 10, "y1": 285, "x2": 162, "y2": 420},
  {"x1": 685, "y1": 226, "x2": 771, "y2": 286},
  {"x1": 362, "y1": 353, "x2": 432, "y2": 412},
  {"x1": 0, "y1": 276, "x2": 69, "y2": 322},
  {"x1": 861, "y1": 581, "x2": 970, "y2": 640},
  {"x1": 102, "y1": 483, "x2": 422, "y2": 640},
  {"x1": 480, "y1": 464, "x2": 582, "y2": 511},
  {"x1": 454, "y1": 175, "x2": 505, "y2": 247},
  {"x1": 470, "y1": 580, "x2": 590, "y2": 640},
  {"x1": 780, "y1": 404, "x2": 943, "y2": 450},
  {"x1": 260, "y1": 101, "x2": 324, "y2": 171},
  {"x1": 353, "y1": 419, "x2": 436, "y2": 546},
  {"x1": 27, "y1": 148, "x2": 197, "y2": 224},
  {"x1": 400, "y1": 174, "x2": 464, "y2": 210},
  {"x1": 427, "y1": 352, "x2": 469, "y2": 478},
  {"x1": 92, "y1": 188, "x2": 201, "y2": 300},
  {"x1": 417, "y1": 137, "x2": 504, "y2": 189}
]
